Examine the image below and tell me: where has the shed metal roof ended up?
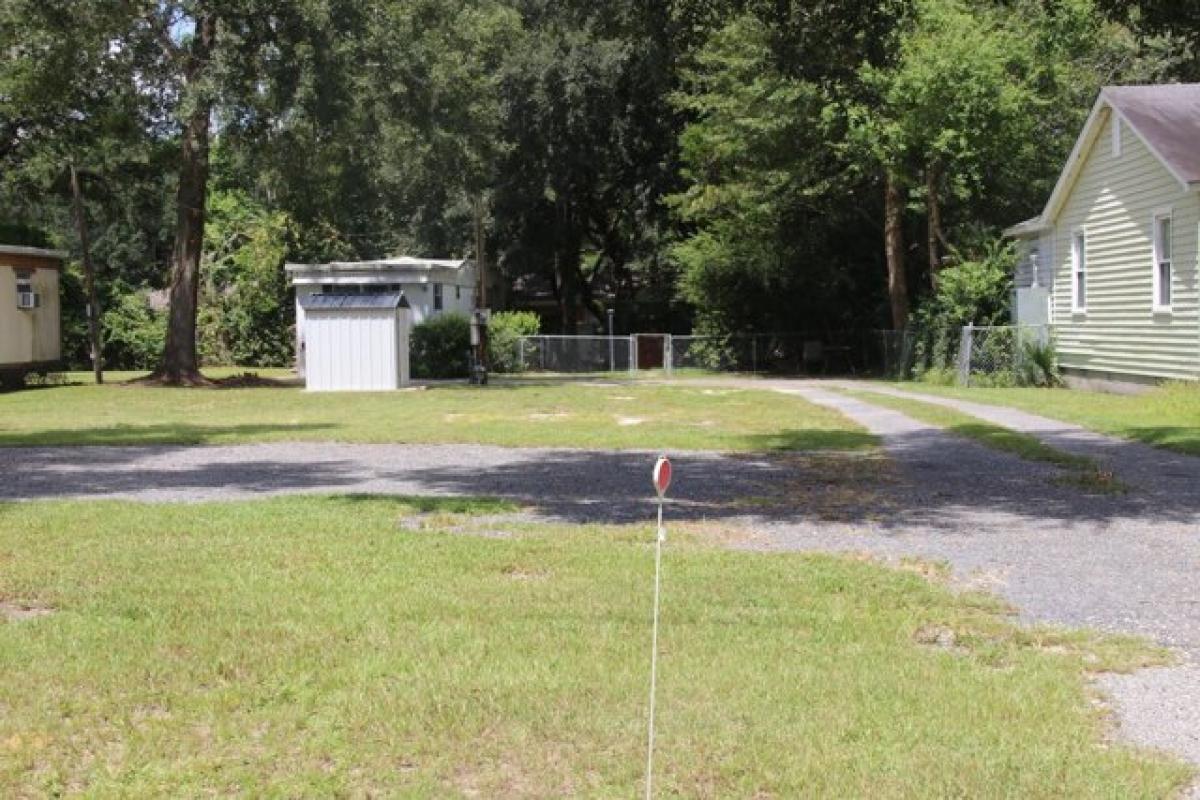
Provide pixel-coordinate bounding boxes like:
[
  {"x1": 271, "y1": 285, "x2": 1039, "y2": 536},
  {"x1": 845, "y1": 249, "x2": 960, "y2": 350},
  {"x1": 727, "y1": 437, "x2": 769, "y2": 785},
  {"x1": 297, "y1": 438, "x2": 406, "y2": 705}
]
[
  {"x1": 286, "y1": 256, "x2": 471, "y2": 274},
  {"x1": 299, "y1": 293, "x2": 409, "y2": 310}
]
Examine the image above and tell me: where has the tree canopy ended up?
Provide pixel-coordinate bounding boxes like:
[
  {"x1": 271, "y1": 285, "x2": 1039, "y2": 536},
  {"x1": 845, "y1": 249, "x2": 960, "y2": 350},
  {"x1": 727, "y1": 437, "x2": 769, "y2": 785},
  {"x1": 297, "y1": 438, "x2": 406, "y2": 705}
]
[{"x1": 0, "y1": 0, "x2": 1191, "y2": 374}]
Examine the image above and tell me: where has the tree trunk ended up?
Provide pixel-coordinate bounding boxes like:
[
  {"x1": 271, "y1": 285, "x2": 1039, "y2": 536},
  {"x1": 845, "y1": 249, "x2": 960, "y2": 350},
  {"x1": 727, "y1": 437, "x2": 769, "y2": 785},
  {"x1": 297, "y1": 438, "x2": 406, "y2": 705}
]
[
  {"x1": 155, "y1": 14, "x2": 217, "y2": 385},
  {"x1": 925, "y1": 159, "x2": 943, "y2": 289},
  {"x1": 884, "y1": 170, "x2": 909, "y2": 330},
  {"x1": 69, "y1": 163, "x2": 103, "y2": 385}
]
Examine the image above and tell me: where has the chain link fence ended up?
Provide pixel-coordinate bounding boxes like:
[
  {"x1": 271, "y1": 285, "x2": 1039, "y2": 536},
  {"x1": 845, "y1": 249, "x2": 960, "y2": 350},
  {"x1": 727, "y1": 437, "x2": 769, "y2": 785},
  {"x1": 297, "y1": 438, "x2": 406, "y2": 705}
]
[
  {"x1": 511, "y1": 326, "x2": 1055, "y2": 384},
  {"x1": 516, "y1": 331, "x2": 892, "y2": 375},
  {"x1": 517, "y1": 335, "x2": 635, "y2": 374},
  {"x1": 956, "y1": 324, "x2": 1052, "y2": 386},
  {"x1": 878, "y1": 325, "x2": 1054, "y2": 385}
]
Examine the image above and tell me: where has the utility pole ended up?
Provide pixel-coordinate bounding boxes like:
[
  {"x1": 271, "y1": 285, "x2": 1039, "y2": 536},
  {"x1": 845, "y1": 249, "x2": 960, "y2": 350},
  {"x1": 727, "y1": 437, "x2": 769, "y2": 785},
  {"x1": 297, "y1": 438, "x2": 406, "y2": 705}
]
[
  {"x1": 472, "y1": 194, "x2": 490, "y2": 380},
  {"x1": 474, "y1": 195, "x2": 488, "y2": 311},
  {"x1": 69, "y1": 162, "x2": 103, "y2": 385}
]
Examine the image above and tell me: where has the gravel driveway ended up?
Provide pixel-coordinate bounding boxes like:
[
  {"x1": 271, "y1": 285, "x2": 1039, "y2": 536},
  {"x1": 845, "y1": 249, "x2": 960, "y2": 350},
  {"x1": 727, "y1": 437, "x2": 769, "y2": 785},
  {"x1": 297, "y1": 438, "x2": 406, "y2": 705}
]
[
  {"x1": 0, "y1": 442, "x2": 799, "y2": 524},
  {"x1": 752, "y1": 381, "x2": 1200, "y2": 784},
  {"x1": 3, "y1": 379, "x2": 1200, "y2": 784}
]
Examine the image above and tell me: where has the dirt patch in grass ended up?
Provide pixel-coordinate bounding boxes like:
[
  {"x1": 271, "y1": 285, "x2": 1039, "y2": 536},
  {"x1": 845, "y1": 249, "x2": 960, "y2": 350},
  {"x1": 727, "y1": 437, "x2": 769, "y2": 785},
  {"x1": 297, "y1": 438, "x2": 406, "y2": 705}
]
[
  {"x1": 723, "y1": 450, "x2": 898, "y2": 521},
  {"x1": 398, "y1": 511, "x2": 537, "y2": 539},
  {"x1": 914, "y1": 624, "x2": 967, "y2": 653},
  {"x1": 0, "y1": 600, "x2": 54, "y2": 622},
  {"x1": 1052, "y1": 465, "x2": 1128, "y2": 495}
]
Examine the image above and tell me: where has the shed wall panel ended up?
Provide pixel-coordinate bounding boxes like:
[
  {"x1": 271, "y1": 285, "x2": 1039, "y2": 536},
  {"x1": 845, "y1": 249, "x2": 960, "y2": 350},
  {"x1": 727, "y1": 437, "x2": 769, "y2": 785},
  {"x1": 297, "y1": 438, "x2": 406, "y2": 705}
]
[{"x1": 303, "y1": 308, "x2": 407, "y2": 391}]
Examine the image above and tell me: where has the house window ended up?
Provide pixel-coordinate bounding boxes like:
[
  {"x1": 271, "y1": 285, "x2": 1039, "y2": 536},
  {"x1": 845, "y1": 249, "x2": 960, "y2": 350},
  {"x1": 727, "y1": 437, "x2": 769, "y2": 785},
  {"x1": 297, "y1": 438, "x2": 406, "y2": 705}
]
[
  {"x1": 455, "y1": 285, "x2": 461, "y2": 300},
  {"x1": 1071, "y1": 230, "x2": 1086, "y2": 312},
  {"x1": 1153, "y1": 211, "x2": 1172, "y2": 310},
  {"x1": 1112, "y1": 117, "x2": 1122, "y2": 158},
  {"x1": 433, "y1": 282, "x2": 443, "y2": 311}
]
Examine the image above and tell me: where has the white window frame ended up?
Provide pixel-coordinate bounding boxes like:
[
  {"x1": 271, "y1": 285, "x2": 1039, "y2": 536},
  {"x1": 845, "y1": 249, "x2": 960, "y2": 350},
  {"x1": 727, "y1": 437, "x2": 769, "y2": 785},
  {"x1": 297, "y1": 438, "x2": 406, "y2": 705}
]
[
  {"x1": 433, "y1": 282, "x2": 443, "y2": 311},
  {"x1": 1151, "y1": 208, "x2": 1173, "y2": 314},
  {"x1": 1111, "y1": 116, "x2": 1122, "y2": 158},
  {"x1": 1071, "y1": 227, "x2": 1087, "y2": 313}
]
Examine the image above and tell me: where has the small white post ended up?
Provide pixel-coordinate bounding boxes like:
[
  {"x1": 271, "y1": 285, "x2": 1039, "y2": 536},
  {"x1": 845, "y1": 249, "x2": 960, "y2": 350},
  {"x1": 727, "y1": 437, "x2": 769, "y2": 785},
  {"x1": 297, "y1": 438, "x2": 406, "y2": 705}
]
[
  {"x1": 608, "y1": 309, "x2": 616, "y2": 372},
  {"x1": 645, "y1": 455, "x2": 672, "y2": 800}
]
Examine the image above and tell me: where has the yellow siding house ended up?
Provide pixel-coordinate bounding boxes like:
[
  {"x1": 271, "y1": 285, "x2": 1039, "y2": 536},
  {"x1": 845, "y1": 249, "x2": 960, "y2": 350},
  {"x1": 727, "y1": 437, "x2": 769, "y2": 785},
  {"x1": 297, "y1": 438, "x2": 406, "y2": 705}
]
[
  {"x1": 0, "y1": 244, "x2": 64, "y2": 387},
  {"x1": 1008, "y1": 84, "x2": 1200, "y2": 385}
]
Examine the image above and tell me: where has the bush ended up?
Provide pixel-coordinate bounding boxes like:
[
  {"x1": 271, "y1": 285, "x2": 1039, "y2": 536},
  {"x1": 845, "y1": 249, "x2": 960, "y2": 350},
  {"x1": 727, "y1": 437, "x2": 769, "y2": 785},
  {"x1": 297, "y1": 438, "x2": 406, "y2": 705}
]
[
  {"x1": 908, "y1": 239, "x2": 1015, "y2": 378},
  {"x1": 411, "y1": 313, "x2": 471, "y2": 379},
  {"x1": 487, "y1": 310, "x2": 541, "y2": 373},
  {"x1": 1016, "y1": 337, "x2": 1062, "y2": 388},
  {"x1": 102, "y1": 291, "x2": 166, "y2": 370},
  {"x1": 198, "y1": 190, "x2": 294, "y2": 367}
]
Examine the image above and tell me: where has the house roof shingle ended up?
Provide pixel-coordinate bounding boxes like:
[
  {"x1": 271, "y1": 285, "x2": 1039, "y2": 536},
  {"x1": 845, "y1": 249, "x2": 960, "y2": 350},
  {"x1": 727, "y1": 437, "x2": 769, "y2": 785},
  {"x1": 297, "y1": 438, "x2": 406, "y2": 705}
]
[
  {"x1": 1008, "y1": 83, "x2": 1200, "y2": 236},
  {"x1": 1104, "y1": 83, "x2": 1200, "y2": 185}
]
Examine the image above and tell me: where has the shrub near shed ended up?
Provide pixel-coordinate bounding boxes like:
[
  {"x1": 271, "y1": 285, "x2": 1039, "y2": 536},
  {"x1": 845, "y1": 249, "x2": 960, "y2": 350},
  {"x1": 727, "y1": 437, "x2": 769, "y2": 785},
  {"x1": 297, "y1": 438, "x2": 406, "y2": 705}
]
[{"x1": 411, "y1": 313, "x2": 471, "y2": 378}]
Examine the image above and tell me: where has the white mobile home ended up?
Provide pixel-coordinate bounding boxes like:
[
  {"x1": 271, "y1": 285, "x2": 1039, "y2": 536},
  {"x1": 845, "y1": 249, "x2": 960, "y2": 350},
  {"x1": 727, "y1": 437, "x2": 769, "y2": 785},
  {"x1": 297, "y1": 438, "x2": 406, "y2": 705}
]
[
  {"x1": 286, "y1": 256, "x2": 474, "y2": 375},
  {"x1": 1008, "y1": 84, "x2": 1200, "y2": 385},
  {"x1": 0, "y1": 245, "x2": 64, "y2": 388}
]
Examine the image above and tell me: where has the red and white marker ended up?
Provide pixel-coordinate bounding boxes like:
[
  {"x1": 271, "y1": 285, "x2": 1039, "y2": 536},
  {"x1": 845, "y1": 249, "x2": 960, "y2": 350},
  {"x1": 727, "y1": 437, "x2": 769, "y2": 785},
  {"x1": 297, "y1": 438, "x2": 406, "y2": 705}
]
[
  {"x1": 645, "y1": 455, "x2": 671, "y2": 800},
  {"x1": 652, "y1": 455, "x2": 672, "y2": 499}
]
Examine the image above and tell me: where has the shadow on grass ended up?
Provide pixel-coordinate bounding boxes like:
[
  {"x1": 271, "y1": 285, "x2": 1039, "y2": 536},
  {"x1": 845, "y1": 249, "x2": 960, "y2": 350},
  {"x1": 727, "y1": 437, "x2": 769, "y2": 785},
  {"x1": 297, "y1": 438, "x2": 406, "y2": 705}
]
[
  {"x1": 745, "y1": 428, "x2": 876, "y2": 452},
  {"x1": 0, "y1": 423, "x2": 335, "y2": 448},
  {"x1": 1118, "y1": 427, "x2": 1200, "y2": 457},
  {"x1": 320, "y1": 494, "x2": 520, "y2": 515}
]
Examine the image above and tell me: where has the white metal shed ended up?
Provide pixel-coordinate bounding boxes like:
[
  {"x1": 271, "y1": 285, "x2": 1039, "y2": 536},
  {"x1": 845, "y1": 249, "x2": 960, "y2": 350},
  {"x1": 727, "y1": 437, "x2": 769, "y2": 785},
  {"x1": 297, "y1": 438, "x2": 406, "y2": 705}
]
[{"x1": 298, "y1": 293, "x2": 412, "y2": 391}]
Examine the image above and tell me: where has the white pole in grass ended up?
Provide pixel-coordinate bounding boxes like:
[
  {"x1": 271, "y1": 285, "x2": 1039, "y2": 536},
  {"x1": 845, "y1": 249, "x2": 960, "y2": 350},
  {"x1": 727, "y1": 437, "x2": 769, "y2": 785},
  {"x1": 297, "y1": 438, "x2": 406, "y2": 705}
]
[{"x1": 645, "y1": 454, "x2": 672, "y2": 800}]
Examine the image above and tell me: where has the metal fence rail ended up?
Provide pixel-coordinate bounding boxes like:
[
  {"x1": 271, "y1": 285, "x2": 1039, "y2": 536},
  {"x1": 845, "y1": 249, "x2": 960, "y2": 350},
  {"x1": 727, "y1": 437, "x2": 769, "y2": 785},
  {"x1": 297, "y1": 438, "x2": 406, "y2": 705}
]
[
  {"x1": 515, "y1": 330, "x2": 899, "y2": 376},
  {"x1": 517, "y1": 335, "x2": 635, "y2": 374},
  {"x1": 957, "y1": 324, "x2": 1051, "y2": 386}
]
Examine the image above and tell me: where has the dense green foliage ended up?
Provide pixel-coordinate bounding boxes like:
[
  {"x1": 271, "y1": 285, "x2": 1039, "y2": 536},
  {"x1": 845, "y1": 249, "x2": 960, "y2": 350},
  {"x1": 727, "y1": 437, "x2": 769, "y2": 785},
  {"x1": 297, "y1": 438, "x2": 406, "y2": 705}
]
[
  {"x1": 410, "y1": 313, "x2": 471, "y2": 379},
  {"x1": 487, "y1": 310, "x2": 541, "y2": 373},
  {"x1": 2, "y1": 0, "x2": 1193, "y2": 371},
  {"x1": 198, "y1": 190, "x2": 294, "y2": 367},
  {"x1": 101, "y1": 291, "x2": 167, "y2": 371}
]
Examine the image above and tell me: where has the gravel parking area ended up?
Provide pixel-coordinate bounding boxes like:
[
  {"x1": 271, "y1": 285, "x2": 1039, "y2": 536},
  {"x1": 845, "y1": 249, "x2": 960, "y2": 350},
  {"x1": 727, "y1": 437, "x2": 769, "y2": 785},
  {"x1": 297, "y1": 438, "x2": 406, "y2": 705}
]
[{"x1": 0, "y1": 442, "x2": 802, "y2": 524}]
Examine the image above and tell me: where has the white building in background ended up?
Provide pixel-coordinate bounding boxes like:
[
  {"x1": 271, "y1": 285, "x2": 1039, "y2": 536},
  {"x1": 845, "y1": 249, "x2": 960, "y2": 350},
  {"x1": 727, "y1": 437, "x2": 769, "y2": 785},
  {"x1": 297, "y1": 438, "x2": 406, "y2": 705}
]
[{"x1": 286, "y1": 256, "x2": 475, "y2": 374}]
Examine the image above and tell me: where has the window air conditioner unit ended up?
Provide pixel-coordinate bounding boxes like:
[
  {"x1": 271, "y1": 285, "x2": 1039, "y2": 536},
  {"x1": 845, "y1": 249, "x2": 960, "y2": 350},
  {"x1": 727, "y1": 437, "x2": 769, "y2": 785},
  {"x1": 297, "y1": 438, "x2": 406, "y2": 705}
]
[{"x1": 16, "y1": 291, "x2": 40, "y2": 309}]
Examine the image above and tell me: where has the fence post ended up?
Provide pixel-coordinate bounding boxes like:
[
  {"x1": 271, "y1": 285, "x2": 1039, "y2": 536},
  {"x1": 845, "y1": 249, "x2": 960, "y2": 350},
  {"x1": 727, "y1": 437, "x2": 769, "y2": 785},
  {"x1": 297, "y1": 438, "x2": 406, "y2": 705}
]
[
  {"x1": 664, "y1": 335, "x2": 673, "y2": 378},
  {"x1": 518, "y1": 337, "x2": 525, "y2": 372},
  {"x1": 630, "y1": 335, "x2": 638, "y2": 373},
  {"x1": 956, "y1": 324, "x2": 974, "y2": 387}
]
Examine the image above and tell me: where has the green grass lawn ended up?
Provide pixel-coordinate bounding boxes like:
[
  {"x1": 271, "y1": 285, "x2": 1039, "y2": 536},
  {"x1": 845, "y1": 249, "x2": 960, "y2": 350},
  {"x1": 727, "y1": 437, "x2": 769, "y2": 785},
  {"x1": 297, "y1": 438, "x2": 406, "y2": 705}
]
[
  {"x1": 889, "y1": 380, "x2": 1200, "y2": 456},
  {"x1": 0, "y1": 496, "x2": 1187, "y2": 797},
  {"x1": 0, "y1": 371, "x2": 870, "y2": 451}
]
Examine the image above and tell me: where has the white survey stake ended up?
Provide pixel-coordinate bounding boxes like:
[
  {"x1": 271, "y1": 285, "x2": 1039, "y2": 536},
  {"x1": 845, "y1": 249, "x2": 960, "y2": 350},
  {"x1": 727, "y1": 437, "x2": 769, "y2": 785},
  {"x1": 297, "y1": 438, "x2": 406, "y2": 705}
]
[{"x1": 645, "y1": 454, "x2": 672, "y2": 799}]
